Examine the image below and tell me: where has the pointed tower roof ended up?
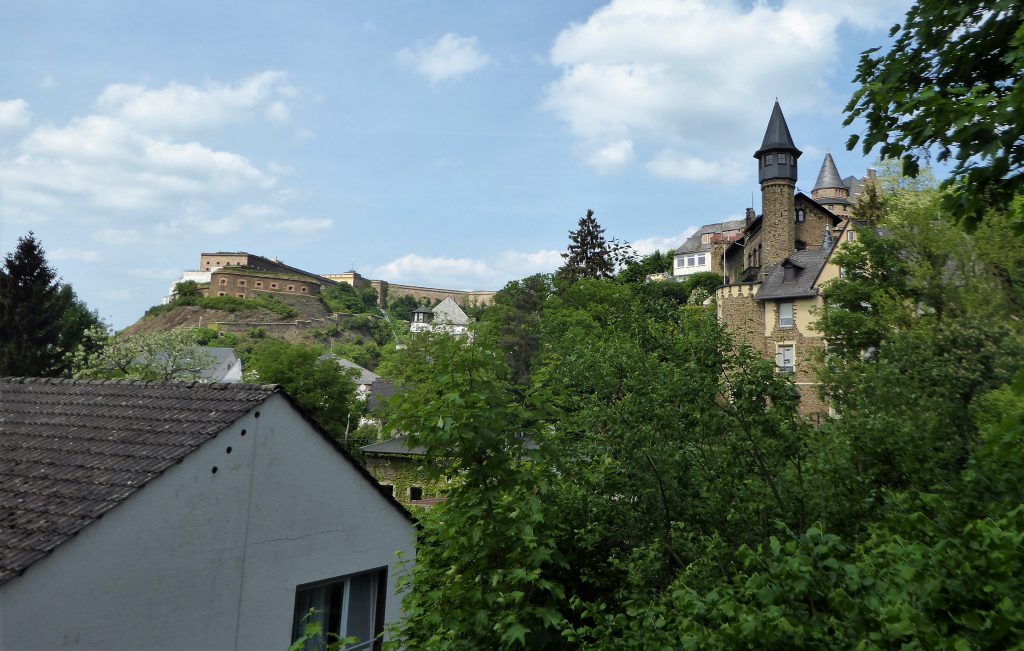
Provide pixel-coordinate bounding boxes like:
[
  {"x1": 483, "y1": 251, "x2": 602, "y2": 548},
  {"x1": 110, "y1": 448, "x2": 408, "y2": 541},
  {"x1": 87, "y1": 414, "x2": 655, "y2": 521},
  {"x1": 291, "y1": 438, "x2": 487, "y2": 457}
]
[
  {"x1": 813, "y1": 152, "x2": 844, "y2": 191},
  {"x1": 753, "y1": 100, "x2": 801, "y2": 158}
]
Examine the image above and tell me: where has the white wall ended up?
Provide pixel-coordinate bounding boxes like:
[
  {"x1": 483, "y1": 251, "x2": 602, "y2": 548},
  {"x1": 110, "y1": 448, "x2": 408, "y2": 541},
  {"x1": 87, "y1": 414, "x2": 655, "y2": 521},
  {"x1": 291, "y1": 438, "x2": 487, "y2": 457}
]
[
  {"x1": 673, "y1": 252, "x2": 711, "y2": 279},
  {"x1": 0, "y1": 393, "x2": 415, "y2": 651}
]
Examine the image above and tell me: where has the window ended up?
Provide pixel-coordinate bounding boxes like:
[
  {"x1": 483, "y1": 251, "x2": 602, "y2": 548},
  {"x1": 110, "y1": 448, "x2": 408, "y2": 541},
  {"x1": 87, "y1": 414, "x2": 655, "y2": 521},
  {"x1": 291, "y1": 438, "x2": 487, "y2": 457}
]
[
  {"x1": 292, "y1": 568, "x2": 388, "y2": 651},
  {"x1": 794, "y1": 239, "x2": 806, "y2": 251},
  {"x1": 777, "y1": 153, "x2": 787, "y2": 164},
  {"x1": 697, "y1": 254, "x2": 706, "y2": 266},
  {"x1": 776, "y1": 344, "x2": 795, "y2": 374},
  {"x1": 380, "y1": 484, "x2": 394, "y2": 497},
  {"x1": 675, "y1": 256, "x2": 684, "y2": 268},
  {"x1": 687, "y1": 256, "x2": 695, "y2": 267},
  {"x1": 219, "y1": 278, "x2": 227, "y2": 286},
  {"x1": 255, "y1": 281, "x2": 263, "y2": 288},
  {"x1": 238, "y1": 279, "x2": 246, "y2": 286},
  {"x1": 701, "y1": 233, "x2": 711, "y2": 244},
  {"x1": 778, "y1": 302, "x2": 794, "y2": 328},
  {"x1": 271, "y1": 283, "x2": 279, "y2": 289},
  {"x1": 409, "y1": 486, "x2": 423, "y2": 501},
  {"x1": 795, "y1": 208, "x2": 805, "y2": 223},
  {"x1": 237, "y1": 293, "x2": 245, "y2": 298},
  {"x1": 301, "y1": 286, "x2": 308, "y2": 293},
  {"x1": 783, "y1": 264, "x2": 797, "y2": 282},
  {"x1": 217, "y1": 292, "x2": 225, "y2": 297},
  {"x1": 288, "y1": 285, "x2": 295, "y2": 291},
  {"x1": 847, "y1": 231, "x2": 856, "y2": 242}
]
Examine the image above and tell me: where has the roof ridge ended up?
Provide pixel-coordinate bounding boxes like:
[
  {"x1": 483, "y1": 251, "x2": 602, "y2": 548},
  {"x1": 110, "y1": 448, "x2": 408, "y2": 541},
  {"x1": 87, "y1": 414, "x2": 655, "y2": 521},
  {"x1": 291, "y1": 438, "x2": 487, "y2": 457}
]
[{"x1": 0, "y1": 377, "x2": 280, "y2": 391}]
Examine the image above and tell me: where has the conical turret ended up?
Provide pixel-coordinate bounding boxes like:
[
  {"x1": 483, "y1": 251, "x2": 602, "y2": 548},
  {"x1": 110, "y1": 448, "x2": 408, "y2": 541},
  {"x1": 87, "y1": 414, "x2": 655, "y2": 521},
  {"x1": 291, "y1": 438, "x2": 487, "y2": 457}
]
[
  {"x1": 754, "y1": 101, "x2": 801, "y2": 184},
  {"x1": 812, "y1": 153, "x2": 844, "y2": 192}
]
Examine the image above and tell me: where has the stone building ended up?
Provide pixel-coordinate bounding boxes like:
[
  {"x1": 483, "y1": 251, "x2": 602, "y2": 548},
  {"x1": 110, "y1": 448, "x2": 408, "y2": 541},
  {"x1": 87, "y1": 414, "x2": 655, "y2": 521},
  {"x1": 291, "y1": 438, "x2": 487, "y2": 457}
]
[{"x1": 713, "y1": 101, "x2": 870, "y2": 420}]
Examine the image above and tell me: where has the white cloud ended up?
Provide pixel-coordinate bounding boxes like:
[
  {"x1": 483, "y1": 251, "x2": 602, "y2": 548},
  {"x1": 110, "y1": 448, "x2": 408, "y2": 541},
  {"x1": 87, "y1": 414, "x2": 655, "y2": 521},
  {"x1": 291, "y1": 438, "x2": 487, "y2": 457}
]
[
  {"x1": 266, "y1": 100, "x2": 290, "y2": 123},
  {"x1": 1, "y1": 115, "x2": 271, "y2": 212},
  {"x1": 544, "y1": 0, "x2": 909, "y2": 177},
  {"x1": 371, "y1": 248, "x2": 565, "y2": 290},
  {"x1": 0, "y1": 99, "x2": 31, "y2": 130},
  {"x1": 398, "y1": 33, "x2": 491, "y2": 83},
  {"x1": 50, "y1": 247, "x2": 102, "y2": 263},
  {"x1": 265, "y1": 217, "x2": 333, "y2": 234},
  {"x1": 632, "y1": 226, "x2": 698, "y2": 256},
  {"x1": 96, "y1": 70, "x2": 294, "y2": 132},
  {"x1": 589, "y1": 139, "x2": 634, "y2": 173},
  {"x1": 93, "y1": 227, "x2": 139, "y2": 245},
  {"x1": 646, "y1": 150, "x2": 745, "y2": 183}
]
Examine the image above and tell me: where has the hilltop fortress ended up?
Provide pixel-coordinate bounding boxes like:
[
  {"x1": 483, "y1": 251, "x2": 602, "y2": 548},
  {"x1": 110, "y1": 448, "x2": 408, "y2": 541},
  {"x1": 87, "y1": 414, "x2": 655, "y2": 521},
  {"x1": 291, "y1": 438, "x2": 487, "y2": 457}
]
[{"x1": 168, "y1": 252, "x2": 496, "y2": 308}]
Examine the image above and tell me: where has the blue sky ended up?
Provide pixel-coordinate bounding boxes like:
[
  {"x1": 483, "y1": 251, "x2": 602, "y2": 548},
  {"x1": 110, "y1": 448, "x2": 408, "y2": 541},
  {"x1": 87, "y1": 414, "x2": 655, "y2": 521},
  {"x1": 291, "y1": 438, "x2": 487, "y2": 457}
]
[{"x1": 0, "y1": 0, "x2": 912, "y2": 329}]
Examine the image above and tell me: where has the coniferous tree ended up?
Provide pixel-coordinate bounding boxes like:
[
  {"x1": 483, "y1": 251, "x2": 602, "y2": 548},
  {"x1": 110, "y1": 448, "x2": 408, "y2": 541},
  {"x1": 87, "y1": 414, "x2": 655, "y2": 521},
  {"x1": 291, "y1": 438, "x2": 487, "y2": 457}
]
[
  {"x1": 557, "y1": 209, "x2": 617, "y2": 282},
  {"x1": 0, "y1": 233, "x2": 102, "y2": 377}
]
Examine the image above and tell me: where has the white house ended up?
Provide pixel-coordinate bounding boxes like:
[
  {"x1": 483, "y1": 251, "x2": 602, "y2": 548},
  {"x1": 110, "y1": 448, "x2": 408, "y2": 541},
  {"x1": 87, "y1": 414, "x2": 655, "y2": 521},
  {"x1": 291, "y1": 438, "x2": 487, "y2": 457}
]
[
  {"x1": 409, "y1": 297, "x2": 471, "y2": 336},
  {"x1": 672, "y1": 220, "x2": 745, "y2": 281},
  {"x1": 0, "y1": 378, "x2": 415, "y2": 651},
  {"x1": 320, "y1": 354, "x2": 380, "y2": 400}
]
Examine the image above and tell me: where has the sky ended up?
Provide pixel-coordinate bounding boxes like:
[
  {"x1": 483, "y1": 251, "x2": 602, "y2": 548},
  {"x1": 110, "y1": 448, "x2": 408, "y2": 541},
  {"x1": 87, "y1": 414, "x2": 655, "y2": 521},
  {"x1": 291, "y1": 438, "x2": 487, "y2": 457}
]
[{"x1": 0, "y1": 0, "x2": 914, "y2": 329}]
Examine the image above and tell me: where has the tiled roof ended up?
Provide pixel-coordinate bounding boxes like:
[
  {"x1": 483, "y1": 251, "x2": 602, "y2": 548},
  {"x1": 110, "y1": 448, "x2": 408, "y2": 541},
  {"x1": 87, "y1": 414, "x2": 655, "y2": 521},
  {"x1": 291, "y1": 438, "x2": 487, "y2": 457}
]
[
  {"x1": 755, "y1": 248, "x2": 833, "y2": 302},
  {"x1": 0, "y1": 378, "x2": 276, "y2": 586}
]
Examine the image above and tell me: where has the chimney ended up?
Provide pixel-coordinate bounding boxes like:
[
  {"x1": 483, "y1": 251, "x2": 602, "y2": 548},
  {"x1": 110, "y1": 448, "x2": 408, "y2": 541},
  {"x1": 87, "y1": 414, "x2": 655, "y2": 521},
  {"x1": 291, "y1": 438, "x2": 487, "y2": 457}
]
[{"x1": 745, "y1": 207, "x2": 756, "y2": 225}]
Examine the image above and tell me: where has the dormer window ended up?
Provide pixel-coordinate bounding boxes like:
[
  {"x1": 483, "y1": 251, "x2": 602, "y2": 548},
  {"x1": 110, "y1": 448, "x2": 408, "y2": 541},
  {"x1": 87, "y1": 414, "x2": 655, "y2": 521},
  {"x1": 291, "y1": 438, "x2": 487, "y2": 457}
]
[
  {"x1": 794, "y1": 240, "x2": 806, "y2": 251},
  {"x1": 701, "y1": 233, "x2": 711, "y2": 244},
  {"x1": 783, "y1": 264, "x2": 797, "y2": 282}
]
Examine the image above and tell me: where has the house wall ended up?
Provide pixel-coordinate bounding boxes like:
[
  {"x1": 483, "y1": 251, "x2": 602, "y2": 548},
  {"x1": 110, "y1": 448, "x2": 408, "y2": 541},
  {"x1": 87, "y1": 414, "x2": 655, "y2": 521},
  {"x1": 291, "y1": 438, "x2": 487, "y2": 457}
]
[
  {"x1": 0, "y1": 394, "x2": 415, "y2": 651},
  {"x1": 210, "y1": 270, "x2": 323, "y2": 298},
  {"x1": 716, "y1": 283, "x2": 764, "y2": 354},
  {"x1": 794, "y1": 197, "x2": 834, "y2": 249},
  {"x1": 378, "y1": 281, "x2": 495, "y2": 309},
  {"x1": 363, "y1": 456, "x2": 449, "y2": 505}
]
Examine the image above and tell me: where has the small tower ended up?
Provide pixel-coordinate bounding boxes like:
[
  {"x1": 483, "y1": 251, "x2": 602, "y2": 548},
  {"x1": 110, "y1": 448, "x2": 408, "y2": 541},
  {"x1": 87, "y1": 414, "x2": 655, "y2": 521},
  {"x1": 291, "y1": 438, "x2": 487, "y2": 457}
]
[
  {"x1": 754, "y1": 101, "x2": 802, "y2": 270},
  {"x1": 811, "y1": 152, "x2": 851, "y2": 217}
]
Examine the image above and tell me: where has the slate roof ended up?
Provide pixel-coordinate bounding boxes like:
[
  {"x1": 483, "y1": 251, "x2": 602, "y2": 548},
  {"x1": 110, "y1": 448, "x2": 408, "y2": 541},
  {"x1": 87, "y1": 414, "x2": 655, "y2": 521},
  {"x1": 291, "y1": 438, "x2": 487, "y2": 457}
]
[
  {"x1": 0, "y1": 378, "x2": 410, "y2": 586},
  {"x1": 674, "y1": 220, "x2": 746, "y2": 254},
  {"x1": 319, "y1": 354, "x2": 379, "y2": 386},
  {"x1": 201, "y1": 347, "x2": 243, "y2": 382},
  {"x1": 431, "y1": 297, "x2": 470, "y2": 326},
  {"x1": 755, "y1": 247, "x2": 833, "y2": 302},
  {"x1": 754, "y1": 100, "x2": 801, "y2": 157},
  {"x1": 813, "y1": 153, "x2": 845, "y2": 191},
  {"x1": 361, "y1": 435, "x2": 427, "y2": 457}
]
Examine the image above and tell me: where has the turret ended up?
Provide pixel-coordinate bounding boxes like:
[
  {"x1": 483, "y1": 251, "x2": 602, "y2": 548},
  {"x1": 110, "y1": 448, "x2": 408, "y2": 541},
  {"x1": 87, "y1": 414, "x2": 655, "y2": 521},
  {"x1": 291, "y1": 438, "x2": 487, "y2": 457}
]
[
  {"x1": 811, "y1": 152, "x2": 851, "y2": 216},
  {"x1": 755, "y1": 101, "x2": 801, "y2": 270},
  {"x1": 754, "y1": 100, "x2": 801, "y2": 183}
]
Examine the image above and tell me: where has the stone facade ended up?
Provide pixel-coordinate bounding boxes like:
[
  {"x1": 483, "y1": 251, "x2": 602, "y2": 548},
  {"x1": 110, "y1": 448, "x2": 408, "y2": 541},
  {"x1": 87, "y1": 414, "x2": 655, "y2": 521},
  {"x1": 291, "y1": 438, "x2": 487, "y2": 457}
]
[
  {"x1": 376, "y1": 281, "x2": 495, "y2": 309},
  {"x1": 716, "y1": 284, "x2": 764, "y2": 353},
  {"x1": 759, "y1": 179, "x2": 797, "y2": 272},
  {"x1": 209, "y1": 270, "x2": 323, "y2": 299}
]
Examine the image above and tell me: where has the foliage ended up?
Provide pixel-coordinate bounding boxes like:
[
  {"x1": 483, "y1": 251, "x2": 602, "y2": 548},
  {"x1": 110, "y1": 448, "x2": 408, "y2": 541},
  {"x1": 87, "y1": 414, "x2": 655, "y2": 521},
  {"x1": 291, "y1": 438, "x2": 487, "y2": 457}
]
[
  {"x1": 331, "y1": 340, "x2": 383, "y2": 371},
  {"x1": 480, "y1": 273, "x2": 554, "y2": 384},
  {"x1": 616, "y1": 250, "x2": 673, "y2": 284},
  {"x1": 144, "y1": 292, "x2": 297, "y2": 319},
  {"x1": 845, "y1": 0, "x2": 1024, "y2": 223},
  {"x1": 0, "y1": 232, "x2": 105, "y2": 377},
  {"x1": 386, "y1": 294, "x2": 420, "y2": 321},
  {"x1": 557, "y1": 209, "x2": 633, "y2": 283},
  {"x1": 288, "y1": 609, "x2": 359, "y2": 651},
  {"x1": 244, "y1": 339, "x2": 358, "y2": 437},
  {"x1": 173, "y1": 280, "x2": 204, "y2": 300},
  {"x1": 384, "y1": 333, "x2": 569, "y2": 649},
  {"x1": 320, "y1": 281, "x2": 379, "y2": 314},
  {"x1": 74, "y1": 328, "x2": 217, "y2": 381}
]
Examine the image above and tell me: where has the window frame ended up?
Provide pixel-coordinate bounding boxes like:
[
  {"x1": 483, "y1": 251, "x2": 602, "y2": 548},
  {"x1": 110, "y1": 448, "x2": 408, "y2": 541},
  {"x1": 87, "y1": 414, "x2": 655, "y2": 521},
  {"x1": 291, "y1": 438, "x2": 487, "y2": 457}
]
[
  {"x1": 778, "y1": 301, "x2": 794, "y2": 328},
  {"x1": 291, "y1": 568, "x2": 388, "y2": 651},
  {"x1": 776, "y1": 343, "x2": 795, "y2": 374}
]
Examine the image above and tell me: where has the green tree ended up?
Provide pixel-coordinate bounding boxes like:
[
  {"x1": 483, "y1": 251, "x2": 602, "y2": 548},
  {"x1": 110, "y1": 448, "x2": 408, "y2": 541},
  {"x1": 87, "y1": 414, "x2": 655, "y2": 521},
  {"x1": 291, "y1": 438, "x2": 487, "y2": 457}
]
[
  {"x1": 384, "y1": 333, "x2": 569, "y2": 649},
  {"x1": 386, "y1": 294, "x2": 420, "y2": 321},
  {"x1": 845, "y1": 0, "x2": 1024, "y2": 223},
  {"x1": 557, "y1": 209, "x2": 631, "y2": 283},
  {"x1": 245, "y1": 339, "x2": 358, "y2": 437},
  {"x1": 480, "y1": 273, "x2": 553, "y2": 385},
  {"x1": 74, "y1": 328, "x2": 217, "y2": 381},
  {"x1": 0, "y1": 233, "x2": 104, "y2": 377},
  {"x1": 616, "y1": 250, "x2": 673, "y2": 284}
]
